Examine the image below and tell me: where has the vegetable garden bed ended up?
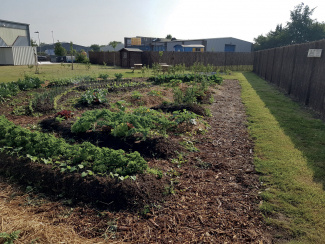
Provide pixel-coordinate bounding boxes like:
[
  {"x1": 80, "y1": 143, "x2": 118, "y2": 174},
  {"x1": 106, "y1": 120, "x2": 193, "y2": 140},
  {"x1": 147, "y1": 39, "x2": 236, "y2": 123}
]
[{"x1": 0, "y1": 70, "x2": 273, "y2": 243}]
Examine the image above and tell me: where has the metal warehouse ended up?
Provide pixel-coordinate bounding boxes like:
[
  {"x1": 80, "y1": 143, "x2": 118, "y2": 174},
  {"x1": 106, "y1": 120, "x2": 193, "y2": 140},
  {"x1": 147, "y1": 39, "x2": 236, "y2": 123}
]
[
  {"x1": 124, "y1": 36, "x2": 253, "y2": 53},
  {"x1": 0, "y1": 19, "x2": 36, "y2": 65}
]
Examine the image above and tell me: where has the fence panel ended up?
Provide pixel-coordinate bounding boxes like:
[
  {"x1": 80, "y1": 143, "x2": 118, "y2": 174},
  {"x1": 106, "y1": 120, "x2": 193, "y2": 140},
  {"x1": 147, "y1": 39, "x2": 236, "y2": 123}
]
[
  {"x1": 265, "y1": 49, "x2": 275, "y2": 82},
  {"x1": 290, "y1": 42, "x2": 316, "y2": 103},
  {"x1": 271, "y1": 47, "x2": 284, "y2": 86},
  {"x1": 307, "y1": 40, "x2": 325, "y2": 117},
  {"x1": 253, "y1": 39, "x2": 325, "y2": 118}
]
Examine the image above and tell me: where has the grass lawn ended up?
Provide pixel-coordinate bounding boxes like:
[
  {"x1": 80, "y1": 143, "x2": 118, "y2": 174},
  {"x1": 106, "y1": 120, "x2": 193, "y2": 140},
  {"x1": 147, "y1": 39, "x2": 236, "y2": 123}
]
[
  {"x1": 237, "y1": 72, "x2": 325, "y2": 243},
  {"x1": 0, "y1": 63, "x2": 148, "y2": 83}
]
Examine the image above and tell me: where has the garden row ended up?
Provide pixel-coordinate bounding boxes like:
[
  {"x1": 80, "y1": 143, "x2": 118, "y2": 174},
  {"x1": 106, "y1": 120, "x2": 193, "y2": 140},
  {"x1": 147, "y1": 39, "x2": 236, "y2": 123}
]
[{"x1": 0, "y1": 70, "x2": 223, "y2": 208}]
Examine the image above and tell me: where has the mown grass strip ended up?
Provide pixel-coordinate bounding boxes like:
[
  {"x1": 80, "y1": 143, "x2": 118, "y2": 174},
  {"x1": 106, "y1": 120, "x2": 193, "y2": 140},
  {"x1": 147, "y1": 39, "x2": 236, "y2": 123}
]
[{"x1": 236, "y1": 72, "x2": 325, "y2": 243}]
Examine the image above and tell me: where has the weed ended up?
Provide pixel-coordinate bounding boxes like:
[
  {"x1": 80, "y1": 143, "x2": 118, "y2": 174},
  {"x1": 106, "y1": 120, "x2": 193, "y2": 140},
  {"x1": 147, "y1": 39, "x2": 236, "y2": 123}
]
[
  {"x1": 180, "y1": 139, "x2": 200, "y2": 152},
  {"x1": 146, "y1": 168, "x2": 163, "y2": 179},
  {"x1": 131, "y1": 91, "x2": 143, "y2": 100},
  {"x1": 0, "y1": 230, "x2": 21, "y2": 244}
]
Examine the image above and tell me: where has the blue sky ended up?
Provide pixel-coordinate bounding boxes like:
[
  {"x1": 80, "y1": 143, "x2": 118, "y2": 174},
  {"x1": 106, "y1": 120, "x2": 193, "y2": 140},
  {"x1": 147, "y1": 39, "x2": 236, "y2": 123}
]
[{"x1": 1, "y1": 0, "x2": 325, "y2": 46}]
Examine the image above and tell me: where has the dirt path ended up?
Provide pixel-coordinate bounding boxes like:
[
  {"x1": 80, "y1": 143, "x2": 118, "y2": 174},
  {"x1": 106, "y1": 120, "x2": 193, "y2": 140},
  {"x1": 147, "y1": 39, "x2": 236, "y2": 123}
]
[{"x1": 0, "y1": 80, "x2": 272, "y2": 243}]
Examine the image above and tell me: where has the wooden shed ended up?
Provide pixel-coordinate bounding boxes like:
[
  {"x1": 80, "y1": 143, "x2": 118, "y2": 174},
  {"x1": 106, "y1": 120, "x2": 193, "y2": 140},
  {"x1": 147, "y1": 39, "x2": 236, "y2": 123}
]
[{"x1": 119, "y1": 48, "x2": 143, "y2": 68}]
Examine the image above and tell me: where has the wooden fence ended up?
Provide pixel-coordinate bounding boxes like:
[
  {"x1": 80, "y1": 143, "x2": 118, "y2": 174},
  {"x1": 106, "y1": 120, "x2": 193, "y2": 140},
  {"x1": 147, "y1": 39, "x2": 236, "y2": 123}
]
[
  {"x1": 89, "y1": 51, "x2": 121, "y2": 66},
  {"x1": 89, "y1": 51, "x2": 253, "y2": 68},
  {"x1": 253, "y1": 39, "x2": 325, "y2": 118},
  {"x1": 142, "y1": 51, "x2": 253, "y2": 67}
]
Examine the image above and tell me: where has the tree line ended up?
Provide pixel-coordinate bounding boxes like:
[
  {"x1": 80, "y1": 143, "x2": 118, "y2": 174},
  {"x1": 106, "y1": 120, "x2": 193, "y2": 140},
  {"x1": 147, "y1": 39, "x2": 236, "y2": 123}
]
[{"x1": 254, "y1": 3, "x2": 325, "y2": 51}]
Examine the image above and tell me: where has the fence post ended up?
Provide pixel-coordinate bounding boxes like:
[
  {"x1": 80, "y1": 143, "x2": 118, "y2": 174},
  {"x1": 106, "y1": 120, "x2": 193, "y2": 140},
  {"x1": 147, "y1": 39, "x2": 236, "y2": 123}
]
[
  {"x1": 305, "y1": 42, "x2": 319, "y2": 105},
  {"x1": 287, "y1": 45, "x2": 297, "y2": 95}
]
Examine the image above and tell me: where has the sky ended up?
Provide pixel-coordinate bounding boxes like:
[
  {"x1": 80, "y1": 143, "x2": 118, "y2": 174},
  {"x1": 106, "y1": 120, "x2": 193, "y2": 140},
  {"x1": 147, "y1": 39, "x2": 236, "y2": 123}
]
[{"x1": 1, "y1": 0, "x2": 325, "y2": 47}]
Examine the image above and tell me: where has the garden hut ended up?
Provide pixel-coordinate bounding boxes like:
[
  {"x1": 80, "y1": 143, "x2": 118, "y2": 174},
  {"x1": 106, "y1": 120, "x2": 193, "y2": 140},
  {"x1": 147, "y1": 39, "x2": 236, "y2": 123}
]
[{"x1": 119, "y1": 48, "x2": 143, "y2": 68}]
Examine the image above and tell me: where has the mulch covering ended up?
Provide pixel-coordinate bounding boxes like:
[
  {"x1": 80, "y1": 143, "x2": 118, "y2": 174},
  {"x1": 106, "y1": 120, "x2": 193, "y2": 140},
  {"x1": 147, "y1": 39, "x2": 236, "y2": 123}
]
[{"x1": 0, "y1": 80, "x2": 273, "y2": 243}]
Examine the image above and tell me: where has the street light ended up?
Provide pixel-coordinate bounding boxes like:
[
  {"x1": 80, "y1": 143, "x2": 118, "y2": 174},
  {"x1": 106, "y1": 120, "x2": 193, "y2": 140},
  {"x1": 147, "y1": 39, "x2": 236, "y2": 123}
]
[
  {"x1": 51, "y1": 31, "x2": 54, "y2": 45},
  {"x1": 34, "y1": 31, "x2": 40, "y2": 53}
]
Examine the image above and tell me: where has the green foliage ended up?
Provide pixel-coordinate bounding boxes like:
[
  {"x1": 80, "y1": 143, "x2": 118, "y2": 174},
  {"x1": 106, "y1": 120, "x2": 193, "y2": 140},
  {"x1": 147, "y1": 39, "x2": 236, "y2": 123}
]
[
  {"x1": 80, "y1": 89, "x2": 108, "y2": 105},
  {"x1": 0, "y1": 230, "x2": 21, "y2": 244},
  {"x1": 71, "y1": 107, "x2": 177, "y2": 139},
  {"x1": 0, "y1": 75, "x2": 44, "y2": 102},
  {"x1": 114, "y1": 73, "x2": 123, "y2": 81},
  {"x1": 149, "y1": 73, "x2": 222, "y2": 85},
  {"x1": 0, "y1": 115, "x2": 147, "y2": 176},
  {"x1": 109, "y1": 41, "x2": 121, "y2": 50},
  {"x1": 54, "y1": 41, "x2": 67, "y2": 56},
  {"x1": 31, "y1": 87, "x2": 65, "y2": 113},
  {"x1": 90, "y1": 44, "x2": 101, "y2": 52},
  {"x1": 76, "y1": 50, "x2": 89, "y2": 63},
  {"x1": 172, "y1": 109, "x2": 201, "y2": 125},
  {"x1": 146, "y1": 168, "x2": 163, "y2": 179},
  {"x1": 98, "y1": 73, "x2": 109, "y2": 80},
  {"x1": 254, "y1": 3, "x2": 325, "y2": 50},
  {"x1": 131, "y1": 91, "x2": 143, "y2": 100},
  {"x1": 173, "y1": 83, "x2": 208, "y2": 105},
  {"x1": 179, "y1": 139, "x2": 200, "y2": 152}
]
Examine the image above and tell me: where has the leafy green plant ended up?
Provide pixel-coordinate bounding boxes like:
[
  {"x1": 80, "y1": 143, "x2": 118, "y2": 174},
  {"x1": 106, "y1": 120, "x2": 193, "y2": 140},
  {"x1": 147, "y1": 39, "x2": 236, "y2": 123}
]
[
  {"x1": 80, "y1": 89, "x2": 108, "y2": 105},
  {"x1": 114, "y1": 73, "x2": 123, "y2": 81},
  {"x1": 0, "y1": 75, "x2": 44, "y2": 102},
  {"x1": 71, "y1": 107, "x2": 176, "y2": 139},
  {"x1": 131, "y1": 91, "x2": 143, "y2": 100},
  {"x1": 0, "y1": 230, "x2": 21, "y2": 244},
  {"x1": 180, "y1": 139, "x2": 200, "y2": 152},
  {"x1": 0, "y1": 116, "x2": 147, "y2": 176},
  {"x1": 172, "y1": 109, "x2": 201, "y2": 125},
  {"x1": 98, "y1": 73, "x2": 109, "y2": 80}
]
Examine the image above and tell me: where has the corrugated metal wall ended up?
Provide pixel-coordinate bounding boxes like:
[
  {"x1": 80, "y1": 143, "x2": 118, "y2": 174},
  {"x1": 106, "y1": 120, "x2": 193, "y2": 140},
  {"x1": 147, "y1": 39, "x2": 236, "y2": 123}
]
[
  {"x1": 0, "y1": 47, "x2": 14, "y2": 64},
  {"x1": 0, "y1": 46, "x2": 36, "y2": 65},
  {"x1": 12, "y1": 46, "x2": 36, "y2": 65}
]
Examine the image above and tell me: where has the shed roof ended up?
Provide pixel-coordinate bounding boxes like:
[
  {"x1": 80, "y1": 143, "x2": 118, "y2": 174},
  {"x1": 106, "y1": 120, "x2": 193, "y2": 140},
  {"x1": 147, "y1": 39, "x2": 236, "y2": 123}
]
[{"x1": 120, "y1": 48, "x2": 143, "y2": 52}]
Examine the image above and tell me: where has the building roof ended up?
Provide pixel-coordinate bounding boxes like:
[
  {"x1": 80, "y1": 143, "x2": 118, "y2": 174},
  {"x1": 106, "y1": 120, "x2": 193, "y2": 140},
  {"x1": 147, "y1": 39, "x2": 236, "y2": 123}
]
[
  {"x1": 0, "y1": 19, "x2": 30, "y2": 26},
  {"x1": 100, "y1": 43, "x2": 124, "y2": 52},
  {"x1": 176, "y1": 44, "x2": 205, "y2": 48},
  {"x1": 120, "y1": 48, "x2": 143, "y2": 52}
]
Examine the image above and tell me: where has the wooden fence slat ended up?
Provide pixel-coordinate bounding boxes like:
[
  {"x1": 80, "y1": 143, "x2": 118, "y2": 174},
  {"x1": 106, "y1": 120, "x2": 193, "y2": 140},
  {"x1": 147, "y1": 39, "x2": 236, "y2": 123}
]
[{"x1": 253, "y1": 39, "x2": 325, "y2": 119}]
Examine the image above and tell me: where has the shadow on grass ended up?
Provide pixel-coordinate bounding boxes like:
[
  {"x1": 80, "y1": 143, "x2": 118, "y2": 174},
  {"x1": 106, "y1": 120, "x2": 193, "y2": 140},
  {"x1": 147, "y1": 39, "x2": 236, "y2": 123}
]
[{"x1": 243, "y1": 72, "x2": 325, "y2": 190}]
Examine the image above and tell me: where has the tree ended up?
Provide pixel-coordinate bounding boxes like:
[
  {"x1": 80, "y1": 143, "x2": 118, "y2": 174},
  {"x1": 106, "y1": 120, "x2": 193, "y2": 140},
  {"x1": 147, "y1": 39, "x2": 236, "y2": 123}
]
[
  {"x1": 253, "y1": 3, "x2": 325, "y2": 50},
  {"x1": 70, "y1": 42, "x2": 74, "y2": 70},
  {"x1": 109, "y1": 41, "x2": 121, "y2": 51},
  {"x1": 287, "y1": 3, "x2": 325, "y2": 44},
  {"x1": 90, "y1": 44, "x2": 100, "y2": 52},
  {"x1": 166, "y1": 34, "x2": 172, "y2": 39},
  {"x1": 54, "y1": 41, "x2": 67, "y2": 56},
  {"x1": 76, "y1": 49, "x2": 89, "y2": 63},
  {"x1": 109, "y1": 41, "x2": 121, "y2": 66},
  {"x1": 31, "y1": 39, "x2": 38, "y2": 47}
]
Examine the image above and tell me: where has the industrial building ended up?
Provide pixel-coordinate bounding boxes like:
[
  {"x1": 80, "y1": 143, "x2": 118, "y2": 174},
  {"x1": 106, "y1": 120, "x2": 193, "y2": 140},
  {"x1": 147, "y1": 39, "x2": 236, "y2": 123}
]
[
  {"x1": 124, "y1": 36, "x2": 253, "y2": 53},
  {"x1": 0, "y1": 19, "x2": 36, "y2": 65}
]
